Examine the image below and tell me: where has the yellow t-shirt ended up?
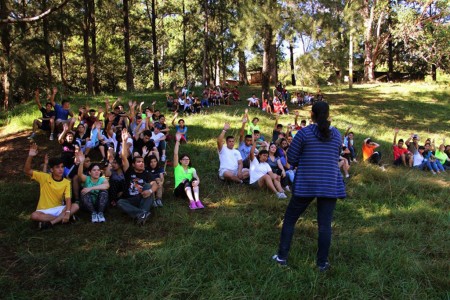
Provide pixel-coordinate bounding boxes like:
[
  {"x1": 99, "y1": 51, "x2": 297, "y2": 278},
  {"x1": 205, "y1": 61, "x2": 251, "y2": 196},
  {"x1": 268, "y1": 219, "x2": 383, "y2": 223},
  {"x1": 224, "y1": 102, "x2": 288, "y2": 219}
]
[{"x1": 31, "y1": 171, "x2": 71, "y2": 210}]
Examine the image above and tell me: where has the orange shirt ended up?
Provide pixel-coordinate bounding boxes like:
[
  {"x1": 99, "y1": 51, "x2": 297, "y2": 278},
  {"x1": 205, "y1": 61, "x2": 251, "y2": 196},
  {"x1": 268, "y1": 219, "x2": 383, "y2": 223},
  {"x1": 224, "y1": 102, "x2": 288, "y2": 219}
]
[{"x1": 362, "y1": 143, "x2": 376, "y2": 161}]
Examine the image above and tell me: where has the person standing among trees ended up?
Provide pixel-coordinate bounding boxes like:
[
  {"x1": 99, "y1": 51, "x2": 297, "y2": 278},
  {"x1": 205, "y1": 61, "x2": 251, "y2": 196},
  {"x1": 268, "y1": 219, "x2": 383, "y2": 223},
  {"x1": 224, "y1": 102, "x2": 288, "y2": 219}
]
[
  {"x1": 24, "y1": 143, "x2": 79, "y2": 230},
  {"x1": 272, "y1": 101, "x2": 345, "y2": 271}
]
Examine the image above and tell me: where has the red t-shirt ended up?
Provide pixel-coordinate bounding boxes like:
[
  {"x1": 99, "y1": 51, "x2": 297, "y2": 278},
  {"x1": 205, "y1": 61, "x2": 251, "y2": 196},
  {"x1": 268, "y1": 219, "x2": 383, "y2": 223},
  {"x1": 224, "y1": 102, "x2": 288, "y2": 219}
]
[{"x1": 393, "y1": 145, "x2": 409, "y2": 160}]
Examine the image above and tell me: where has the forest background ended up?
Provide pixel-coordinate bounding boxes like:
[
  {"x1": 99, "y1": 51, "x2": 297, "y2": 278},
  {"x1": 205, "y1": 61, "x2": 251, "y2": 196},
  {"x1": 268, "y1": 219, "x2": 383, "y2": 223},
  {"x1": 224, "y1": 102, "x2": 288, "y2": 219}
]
[{"x1": 1, "y1": 0, "x2": 449, "y2": 111}]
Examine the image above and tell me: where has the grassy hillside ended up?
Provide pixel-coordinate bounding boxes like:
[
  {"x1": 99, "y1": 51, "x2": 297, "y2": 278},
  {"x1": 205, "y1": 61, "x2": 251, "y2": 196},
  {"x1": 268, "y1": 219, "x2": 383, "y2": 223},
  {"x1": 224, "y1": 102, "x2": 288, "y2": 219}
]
[{"x1": 0, "y1": 82, "x2": 449, "y2": 299}]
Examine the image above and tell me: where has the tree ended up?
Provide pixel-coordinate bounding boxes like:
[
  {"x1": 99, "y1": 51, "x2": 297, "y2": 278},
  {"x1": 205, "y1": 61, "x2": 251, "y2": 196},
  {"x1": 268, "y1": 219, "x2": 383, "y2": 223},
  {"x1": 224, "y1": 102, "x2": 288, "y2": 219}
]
[{"x1": 123, "y1": 0, "x2": 134, "y2": 91}]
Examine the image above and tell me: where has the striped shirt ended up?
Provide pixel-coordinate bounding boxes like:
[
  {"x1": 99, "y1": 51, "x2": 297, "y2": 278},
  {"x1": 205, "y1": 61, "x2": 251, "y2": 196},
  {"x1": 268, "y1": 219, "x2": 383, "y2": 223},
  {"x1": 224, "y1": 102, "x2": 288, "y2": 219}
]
[{"x1": 288, "y1": 124, "x2": 346, "y2": 199}]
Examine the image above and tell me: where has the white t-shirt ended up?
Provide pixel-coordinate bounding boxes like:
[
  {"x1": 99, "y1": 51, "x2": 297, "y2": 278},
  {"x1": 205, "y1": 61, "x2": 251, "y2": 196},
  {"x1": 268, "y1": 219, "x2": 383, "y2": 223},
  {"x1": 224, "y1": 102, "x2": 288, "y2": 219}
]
[
  {"x1": 413, "y1": 152, "x2": 424, "y2": 167},
  {"x1": 219, "y1": 146, "x2": 242, "y2": 171},
  {"x1": 249, "y1": 157, "x2": 271, "y2": 184},
  {"x1": 247, "y1": 97, "x2": 258, "y2": 104},
  {"x1": 151, "y1": 132, "x2": 165, "y2": 147}
]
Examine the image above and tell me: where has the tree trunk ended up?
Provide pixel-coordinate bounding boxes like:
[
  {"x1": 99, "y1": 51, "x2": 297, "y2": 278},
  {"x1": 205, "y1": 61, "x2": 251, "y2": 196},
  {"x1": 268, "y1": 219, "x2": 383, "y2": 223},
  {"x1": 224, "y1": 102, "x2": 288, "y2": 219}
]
[
  {"x1": 151, "y1": 0, "x2": 160, "y2": 90},
  {"x1": 349, "y1": 21, "x2": 353, "y2": 89},
  {"x1": 182, "y1": 0, "x2": 188, "y2": 84},
  {"x1": 43, "y1": 6, "x2": 52, "y2": 85},
  {"x1": 269, "y1": 41, "x2": 277, "y2": 85},
  {"x1": 262, "y1": 24, "x2": 272, "y2": 93},
  {"x1": 202, "y1": 0, "x2": 210, "y2": 87},
  {"x1": 89, "y1": 0, "x2": 100, "y2": 94},
  {"x1": 363, "y1": 0, "x2": 375, "y2": 82},
  {"x1": 238, "y1": 50, "x2": 248, "y2": 85},
  {"x1": 59, "y1": 39, "x2": 67, "y2": 87},
  {"x1": 123, "y1": 0, "x2": 134, "y2": 91},
  {"x1": 431, "y1": 64, "x2": 437, "y2": 81},
  {"x1": 289, "y1": 41, "x2": 296, "y2": 86},
  {"x1": 1, "y1": 0, "x2": 11, "y2": 110},
  {"x1": 83, "y1": 0, "x2": 93, "y2": 95}
]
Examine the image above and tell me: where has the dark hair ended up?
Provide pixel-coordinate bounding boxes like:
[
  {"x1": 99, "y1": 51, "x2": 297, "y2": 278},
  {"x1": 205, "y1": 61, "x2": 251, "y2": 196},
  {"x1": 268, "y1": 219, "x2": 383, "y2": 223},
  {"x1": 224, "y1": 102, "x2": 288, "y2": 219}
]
[
  {"x1": 301, "y1": 119, "x2": 306, "y2": 124},
  {"x1": 132, "y1": 155, "x2": 144, "y2": 164},
  {"x1": 311, "y1": 102, "x2": 331, "y2": 141},
  {"x1": 143, "y1": 130, "x2": 152, "y2": 137},
  {"x1": 179, "y1": 153, "x2": 192, "y2": 167},
  {"x1": 88, "y1": 163, "x2": 101, "y2": 172},
  {"x1": 257, "y1": 149, "x2": 269, "y2": 161},
  {"x1": 245, "y1": 134, "x2": 252, "y2": 140},
  {"x1": 45, "y1": 102, "x2": 53, "y2": 107},
  {"x1": 276, "y1": 124, "x2": 283, "y2": 129},
  {"x1": 253, "y1": 130, "x2": 260, "y2": 134},
  {"x1": 252, "y1": 117, "x2": 259, "y2": 122},
  {"x1": 62, "y1": 99, "x2": 70, "y2": 105},
  {"x1": 147, "y1": 155, "x2": 159, "y2": 167},
  {"x1": 158, "y1": 114, "x2": 165, "y2": 120},
  {"x1": 418, "y1": 146, "x2": 425, "y2": 150},
  {"x1": 398, "y1": 139, "x2": 404, "y2": 143},
  {"x1": 226, "y1": 136, "x2": 234, "y2": 142},
  {"x1": 48, "y1": 157, "x2": 64, "y2": 168}
]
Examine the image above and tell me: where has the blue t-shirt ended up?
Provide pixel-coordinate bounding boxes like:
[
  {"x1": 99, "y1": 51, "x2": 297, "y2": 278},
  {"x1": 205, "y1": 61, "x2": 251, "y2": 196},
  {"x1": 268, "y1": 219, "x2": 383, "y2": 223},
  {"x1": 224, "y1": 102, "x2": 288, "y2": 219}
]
[{"x1": 55, "y1": 103, "x2": 70, "y2": 120}]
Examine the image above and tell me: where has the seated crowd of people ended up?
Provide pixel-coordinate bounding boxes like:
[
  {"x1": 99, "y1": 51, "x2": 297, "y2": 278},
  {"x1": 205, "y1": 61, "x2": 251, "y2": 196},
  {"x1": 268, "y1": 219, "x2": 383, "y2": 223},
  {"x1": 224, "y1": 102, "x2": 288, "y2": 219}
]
[
  {"x1": 24, "y1": 87, "x2": 449, "y2": 230},
  {"x1": 165, "y1": 85, "x2": 240, "y2": 113}
]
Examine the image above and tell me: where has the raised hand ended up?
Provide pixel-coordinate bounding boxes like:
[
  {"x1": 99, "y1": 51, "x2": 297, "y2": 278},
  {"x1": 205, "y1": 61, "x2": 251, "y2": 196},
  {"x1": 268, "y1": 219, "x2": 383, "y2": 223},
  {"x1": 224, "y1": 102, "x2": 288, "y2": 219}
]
[
  {"x1": 175, "y1": 132, "x2": 182, "y2": 142},
  {"x1": 29, "y1": 143, "x2": 38, "y2": 157},
  {"x1": 394, "y1": 128, "x2": 399, "y2": 133},
  {"x1": 63, "y1": 123, "x2": 69, "y2": 132},
  {"x1": 223, "y1": 122, "x2": 231, "y2": 131},
  {"x1": 52, "y1": 87, "x2": 58, "y2": 95},
  {"x1": 121, "y1": 128, "x2": 129, "y2": 142}
]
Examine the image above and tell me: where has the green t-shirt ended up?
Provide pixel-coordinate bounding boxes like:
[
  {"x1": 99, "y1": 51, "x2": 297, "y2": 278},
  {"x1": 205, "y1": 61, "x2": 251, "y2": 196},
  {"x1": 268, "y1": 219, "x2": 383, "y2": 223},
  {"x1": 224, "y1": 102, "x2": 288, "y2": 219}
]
[
  {"x1": 435, "y1": 150, "x2": 449, "y2": 165},
  {"x1": 246, "y1": 123, "x2": 260, "y2": 135},
  {"x1": 84, "y1": 176, "x2": 106, "y2": 196},
  {"x1": 174, "y1": 164, "x2": 196, "y2": 188}
]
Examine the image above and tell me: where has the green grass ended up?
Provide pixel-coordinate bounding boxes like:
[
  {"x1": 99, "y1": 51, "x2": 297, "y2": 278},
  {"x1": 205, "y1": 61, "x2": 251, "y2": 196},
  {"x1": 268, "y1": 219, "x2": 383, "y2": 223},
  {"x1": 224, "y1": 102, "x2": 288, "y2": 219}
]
[{"x1": 0, "y1": 82, "x2": 449, "y2": 298}]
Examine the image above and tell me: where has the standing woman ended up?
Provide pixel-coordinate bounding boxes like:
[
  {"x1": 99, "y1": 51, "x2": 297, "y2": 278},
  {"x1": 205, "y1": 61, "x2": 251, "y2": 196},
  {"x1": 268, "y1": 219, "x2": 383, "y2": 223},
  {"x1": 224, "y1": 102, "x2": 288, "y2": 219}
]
[
  {"x1": 273, "y1": 101, "x2": 345, "y2": 271},
  {"x1": 173, "y1": 133, "x2": 204, "y2": 210}
]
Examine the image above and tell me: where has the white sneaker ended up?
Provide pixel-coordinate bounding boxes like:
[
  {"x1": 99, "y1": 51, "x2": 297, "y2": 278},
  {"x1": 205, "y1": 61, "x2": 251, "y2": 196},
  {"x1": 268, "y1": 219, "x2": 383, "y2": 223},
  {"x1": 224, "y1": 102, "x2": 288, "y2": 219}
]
[
  {"x1": 161, "y1": 155, "x2": 166, "y2": 162},
  {"x1": 277, "y1": 192, "x2": 287, "y2": 199},
  {"x1": 97, "y1": 212, "x2": 106, "y2": 222},
  {"x1": 91, "y1": 212, "x2": 99, "y2": 223},
  {"x1": 28, "y1": 133, "x2": 35, "y2": 140},
  {"x1": 284, "y1": 186, "x2": 291, "y2": 192},
  {"x1": 49, "y1": 133, "x2": 54, "y2": 141}
]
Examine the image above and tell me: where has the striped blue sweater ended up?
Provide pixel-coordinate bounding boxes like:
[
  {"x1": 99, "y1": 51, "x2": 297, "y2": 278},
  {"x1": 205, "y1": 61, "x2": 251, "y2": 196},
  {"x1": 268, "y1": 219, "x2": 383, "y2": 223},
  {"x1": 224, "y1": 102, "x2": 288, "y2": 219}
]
[{"x1": 288, "y1": 124, "x2": 346, "y2": 199}]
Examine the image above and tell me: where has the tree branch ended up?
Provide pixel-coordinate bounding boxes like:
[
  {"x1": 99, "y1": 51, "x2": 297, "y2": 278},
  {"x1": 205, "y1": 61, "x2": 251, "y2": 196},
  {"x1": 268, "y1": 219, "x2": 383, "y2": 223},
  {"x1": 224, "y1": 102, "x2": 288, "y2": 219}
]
[{"x1": 0, "y1": 0, "x2": 71, "y2": 24}]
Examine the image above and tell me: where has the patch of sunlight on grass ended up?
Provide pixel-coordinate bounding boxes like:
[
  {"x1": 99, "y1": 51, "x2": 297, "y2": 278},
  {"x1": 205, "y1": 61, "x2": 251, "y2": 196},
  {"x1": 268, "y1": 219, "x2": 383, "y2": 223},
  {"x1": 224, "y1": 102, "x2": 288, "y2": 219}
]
[
  {"x1": 209, "y1": 197, "x2": 240, "y2": 208},
  {"x1": 358, "y1": 206, "x2": 392, "y2": 219},
  {"x1": 404, "y1": 114, "x2": 414, "y2": 121},
  {"x1": 135, "y1": 239, "x2": 163, "y2": 249},
  {"x1": 193, "y1": 221, "x2": 216, "y2": 230}
]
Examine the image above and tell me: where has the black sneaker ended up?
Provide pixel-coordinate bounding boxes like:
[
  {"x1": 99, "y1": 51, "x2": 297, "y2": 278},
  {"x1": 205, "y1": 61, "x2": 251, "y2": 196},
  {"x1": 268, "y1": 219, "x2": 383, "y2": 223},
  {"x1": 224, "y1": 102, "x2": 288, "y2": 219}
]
[
  {"x1": 272, "y1": 254, "x2": 287, "y2": 266},
  {"x1": 318, "y1": 262, "x2": 331, "y2": 272},
  {"x1": 38, "y1": 221, "x2": 53, "y2": 230},
  {"x1": 136, "y1": 211, "x2": 150, "y2": 226}
]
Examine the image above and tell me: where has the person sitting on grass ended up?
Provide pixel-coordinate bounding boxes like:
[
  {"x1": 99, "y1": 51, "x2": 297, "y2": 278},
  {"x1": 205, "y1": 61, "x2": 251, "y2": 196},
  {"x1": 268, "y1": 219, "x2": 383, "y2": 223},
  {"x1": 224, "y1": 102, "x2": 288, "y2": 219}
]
[
  {"x1": 247, "y1": 93, "x2": 260, "y2": 108},
  {"x1": 249, "y1": 132, "x2": 288, "y2": 199},
  {"x1": 217, "y1": 122, "x2": 249, "y2": 184},
  {"x1": 173, "y1": 133, "x2": 204, "y2": 210},
  {"x1": 146, "y1": 155, "x2": 165, "y2": 207},
  {"x1": 49, "y1": 87, "x2": 76, "y2": 132},
  {"x1": 58, "y1": 123, "x2": 79, "y2": 176},
  {"x1": 423, "y1": 148, "x2": 444, "y2": 175},
  {"x1": 392, "y1": 128, "x2": 412, "y2": 167},
  {"x1": 28, "y1": 89, "x2": 55, "y2": 141},
  {"x1": 435, "y1": 141, "x2": 450, "y2": 170},
  {"x1": 24, "y1": 143, "x2": 79, "y2": 230},
  {"x1": 272, "y1": 114, "x2": 284, "y2": 142},
  {"x1": 76, "y1": 152, "x2": 110, "y2": 223},
  {"x1": 116, "y1": 128, "x2": 158, "y2": 225},
  {"x1": 267, "y1": 142, "x2": 290, "y2": 192},
  {"x1": 362, "y1": 137, "x2": 382, "y2": 166},
  {"x1": 172, "y1": 112, "x2": 188, "y2": 142},
  {"x1": 343, "y1": 125, "x2": 357, "y2": 163}
]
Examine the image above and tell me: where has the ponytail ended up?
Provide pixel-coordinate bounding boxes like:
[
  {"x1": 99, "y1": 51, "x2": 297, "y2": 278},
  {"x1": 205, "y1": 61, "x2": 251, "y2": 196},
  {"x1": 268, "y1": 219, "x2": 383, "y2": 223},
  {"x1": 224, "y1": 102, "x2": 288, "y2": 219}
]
[{"x1": 312, "y1": 102, "x2": 331, "y2": 141}]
